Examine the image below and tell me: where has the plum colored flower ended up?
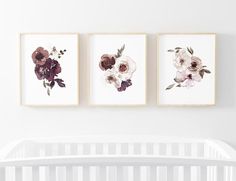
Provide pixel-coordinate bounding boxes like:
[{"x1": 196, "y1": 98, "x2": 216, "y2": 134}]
[
  {"x1": 115, "y1": 56, "x2": 136, "y2": 80},
  {"x1": 117, "y1": 79, "x2": 132, "y2": 92},
  {"x1": 32, "y1": 47, "x2": 49, "y2": 65},
  {"x1": 173, "y1": 49, "x2": 191, "y2": 71},
  {"x1": 99, "y1": 54, "x2": 116, "y2": 70},
  {"x1": 34, "y1": 66, "x2": 46, "y2": 80},
  {"x1": 34, "y1": 58, "x2": 61, "y2": 81}
]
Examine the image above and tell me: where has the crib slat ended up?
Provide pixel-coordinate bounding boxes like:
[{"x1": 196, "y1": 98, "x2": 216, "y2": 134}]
[
  {"x1": 15, "y1": 167, "x2": 23, "y2": 181},
  {"x1": 98, "y1": 166, "x2": 106, "y2": 181},
  {"x1": 184, "y1": 166, "x2": 191, "y2": 181},
  {"x1": 96, "y1": 143, "x2": 103, "y2": 154},
  {"x1": 232, "y1": 167, "x2": 236, "y2": 181},
  {"x1": 200, "y1": 166, "x2": 207, "y2": 181},
  {"x1": 185, "y1": 143, "x2": 191, "y2": 156},
  {"x1": 108, "y1": 143, "x2": 116, "y2": 154},
  {"x1": 32, "y1": 166, "x2": 39, "y2": 181},
  {"x1": 149, "y1": 166, "x2": 157, "y2": 181},
  {"x1": 159, "y1": 167, "x2": 166, "y2": 181},
  {"x1": 217, "y1": 166, "x2": 224, "y2": 181},
  {"x1": 167, "y1": 166, "x2": 174, "y2": 181},
  {"x1": 66, "y1": 166, "x2": 73, "y2": 181},
  {"x1": 171, "y1": 143, "x2": 179, "y2": 156},
  {"x1": 0, "y1": 168, "x2": 6, "y2": 181},
  {"x1": 134, "y1": 166, "x2": 140, "y2": 181},
  {"x1": 133, "y1": 143, "x2": 141, "y2": 154},
  {"x1": 121, "y1": 143, "x2": 128, "y2": 154},
  {"x1": 225, "y1": 166, "x2": 230, "y2": 181},
  {"x1": 117, "y1": 166, "x2": 124, "y2": 181},
  {"x1": 159, "y1": 143, "x2": 167, "y2": 155},
  {"x1": 70, "y1": 143, "x2": 78, "y2": 155},
  {"x1": 146, "y1": 143, "x2": 154, "y2": 155},
  {"x1": 107, "y1": 166, "x2": 116, "y2": 181},
  {"x1": 83, "y1": 166, "x2": 90, "y2": 181},
  {"x1": 49, "y1": 166, "x2": 56, "y2": 181},
  {"x1": 45, "y1": 144, "x2": 52, "y2": 156},
  {"x1": 83, "y1": 144, "x2": 91, "y2": 155}
]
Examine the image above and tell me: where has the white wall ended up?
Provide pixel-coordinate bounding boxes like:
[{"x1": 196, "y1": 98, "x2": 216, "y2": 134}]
[{"x1": 0, "y1": 0, "x2": 236, "y2": 149}]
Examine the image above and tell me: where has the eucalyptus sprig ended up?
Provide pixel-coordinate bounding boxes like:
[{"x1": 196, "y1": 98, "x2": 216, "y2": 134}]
[{"x1": 115, "y1": 44, "x2": 125, "y2": 58}]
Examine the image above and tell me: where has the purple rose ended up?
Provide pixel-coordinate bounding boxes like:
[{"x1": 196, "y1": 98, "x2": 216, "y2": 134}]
[
  {"x1": 99, "y1": 54, "x2": 116, "y2": 70},
  {"x1": 34, "y1": 58, "x2": 61, "y2": 81}
]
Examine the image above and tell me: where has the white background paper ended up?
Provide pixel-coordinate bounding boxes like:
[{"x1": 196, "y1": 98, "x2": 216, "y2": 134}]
[
  {"x1": 90, "y1": 34, "x2": 146, "y2": 105},
  {"x1": 21, "y1": 34, "x2": 79, "y2": 105},
  {"x1": 158, "y1": 34, "x2": 215, "y2": 105}
]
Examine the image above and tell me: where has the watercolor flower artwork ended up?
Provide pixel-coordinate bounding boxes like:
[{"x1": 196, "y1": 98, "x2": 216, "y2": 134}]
[
  {"x1": 89, "y1": 34, "x2": 146, "y2": 105},
  {"x1": 99, "y1": 44, "x2": 136, "y2": 92},
  {"x1": 165, "y1": 47, "x2": 211, "y2": 90},
  {"x1": 32, "y1": 46, "x2": 66, "y2": 96},
  {"x1": 158, "y1": 34, "x2": 215, "y2": 105},
  {"x1": 20, "y1": 33, "x2": 79, "y2": 106}
]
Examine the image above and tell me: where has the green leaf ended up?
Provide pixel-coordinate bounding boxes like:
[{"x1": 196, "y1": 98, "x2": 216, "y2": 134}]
[
  {"x1": 116, "y1": 44, "x2": 125, "y2": 58},
  {"x1": 187, "y1": 47, "x2": 194, "y2": 55},
  {"x1": 175, "y1": 47, "x2": 182, "y2": 50},
  {"x1": 174, "y1": 78, "x2": 184, "y2": 83},
  {"x1": 50, "y1": 81, "x2": 55, "y2": 89},
  {"x1": 199, "y1": 69, "x2": 205, "y2": 78},
  {"x1": 166, "y1": 84, "x2": 175, "y2": 90},
  {"x1": 190, "y1": 47, "x2": 194, "y2": 54},
  {"x1": 43, "y1": 80, "x2": 46, "y2": 88},
  {"x1": 47, "y1": 88, "x2": 50, "y2": 96},
  {"x1": 204, "y1": 69, "x2": 211, "y2": 73}
]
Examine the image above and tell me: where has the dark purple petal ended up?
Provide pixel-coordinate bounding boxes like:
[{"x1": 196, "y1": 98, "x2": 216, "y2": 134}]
[{"x1": 117, "y1": 79, "x2": 132, "y2": 92}]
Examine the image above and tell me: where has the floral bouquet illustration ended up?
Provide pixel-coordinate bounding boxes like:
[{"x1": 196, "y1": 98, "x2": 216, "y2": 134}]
[
  {"x1": 99, "y1": 44, "x2": 136, "y2": 92},
  {"x1": 166, "y1": 47, "x2": 211, "y2": 90},
  {"x1": 32, "y1": 46, "x2": 66, "y2": 96}
]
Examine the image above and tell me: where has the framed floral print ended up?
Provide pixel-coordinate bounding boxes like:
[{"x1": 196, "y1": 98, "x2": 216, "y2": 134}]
[
  {"x1": 20, "y1": 33, "x2": 79, "y2": 106},
  {"x1": 158, "y1": 33, "x2": 216, "y2": 106},
  {"x1": 89, "y1": 34, "x2": 146, "y2": 106}
]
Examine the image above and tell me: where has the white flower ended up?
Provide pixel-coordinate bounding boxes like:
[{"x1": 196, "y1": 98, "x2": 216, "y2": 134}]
[
  {"x1": 174, "y1": 71, "x2": 187, "y2": 83},
  {"x1": 188, "y1": 56, "x2": 203, "y2": 72},
  {"x1": 104, "y1": 70, "x2": 121, "y2": 88},
  {"x1": 174, "y1": 70, "x2": 202, "y2": 87},
  {"x1": 114, "y1": 56, "x2": 136, "y2": 80},
  {"x1": 173, "y1": 49, "x2": 191, "y2": 71}
]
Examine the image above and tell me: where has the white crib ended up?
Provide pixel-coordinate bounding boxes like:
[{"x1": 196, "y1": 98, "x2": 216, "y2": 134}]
[{"x1": 0, "y1": 136, "x2": 236, "y2": 181}]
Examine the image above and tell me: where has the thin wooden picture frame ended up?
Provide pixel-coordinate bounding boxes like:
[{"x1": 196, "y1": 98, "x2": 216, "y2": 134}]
[
  {"x1": 88, "y1": 33, "x2": 147, "y2": 106},
  {"x1": 20, "y1": 33, "x2": 80, "y2": 107},
  {"x1": 157, "y1": 33, "x2": 216, "y2": 106}
]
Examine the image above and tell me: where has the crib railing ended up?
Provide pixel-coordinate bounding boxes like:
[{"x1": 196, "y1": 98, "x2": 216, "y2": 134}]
[
  {"x1": 1, "y1": 136, "x2": 236, "y2": 181},
  {"x1": 2, "y1": 142, "x2": 225, "y2": 159},
  {"x1": 1, "y1": 156, "x2": 236, "y2": 181}
]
